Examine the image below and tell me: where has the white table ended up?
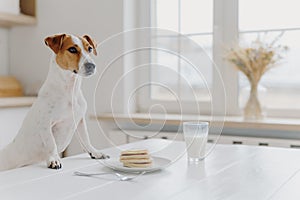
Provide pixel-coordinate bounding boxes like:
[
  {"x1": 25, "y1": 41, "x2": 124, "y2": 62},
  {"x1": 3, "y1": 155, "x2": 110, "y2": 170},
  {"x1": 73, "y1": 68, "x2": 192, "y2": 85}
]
[{"x1": 1, "y1": 139, "x2": 300, "y2": 200}]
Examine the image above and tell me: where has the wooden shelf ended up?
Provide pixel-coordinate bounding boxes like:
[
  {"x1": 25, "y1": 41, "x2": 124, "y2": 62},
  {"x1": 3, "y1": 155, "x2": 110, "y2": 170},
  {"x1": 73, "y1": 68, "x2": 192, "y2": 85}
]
[
  {"x1": 0, "y1": 12, "x2": 36, "y2": 27},
  {"x1": 0, "y1": 0, "x2": 36, "y2": 28},
  {"x1": 0, "y1": 96, "x2": 36, "y2": 108}
]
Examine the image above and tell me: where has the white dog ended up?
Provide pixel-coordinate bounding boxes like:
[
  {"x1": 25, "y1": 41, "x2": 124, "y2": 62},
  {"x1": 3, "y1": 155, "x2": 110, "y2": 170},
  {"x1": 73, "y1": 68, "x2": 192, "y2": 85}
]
[{"x1": 0, "y1": 33, "x2": 109, "y2": 171}]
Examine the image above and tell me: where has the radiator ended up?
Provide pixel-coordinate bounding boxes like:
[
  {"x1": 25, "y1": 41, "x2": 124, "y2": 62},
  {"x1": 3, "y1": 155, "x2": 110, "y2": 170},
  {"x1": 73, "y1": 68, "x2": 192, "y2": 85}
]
[
  {"x1": 208, "y1": 135, "x2": 300, "y2": 149},
  {"x1": 109, "y1": 130, "x2": 300, "y2": 149}
]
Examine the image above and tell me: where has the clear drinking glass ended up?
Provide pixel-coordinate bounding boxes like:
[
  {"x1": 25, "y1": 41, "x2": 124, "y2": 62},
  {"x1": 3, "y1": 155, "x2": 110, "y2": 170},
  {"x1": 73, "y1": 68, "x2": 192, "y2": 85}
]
[{"x1": 183, "y1": 122, "x2": 209, "y2": 162}]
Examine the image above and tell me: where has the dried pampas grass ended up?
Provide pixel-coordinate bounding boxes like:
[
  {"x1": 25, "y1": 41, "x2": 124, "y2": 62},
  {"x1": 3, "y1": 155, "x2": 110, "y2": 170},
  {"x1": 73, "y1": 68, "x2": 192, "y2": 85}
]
[
  {"x1": 226, "y1": 33, "x2": 288, "y2": 85},
  {"x1": 225, "y1": 33, "x2": 288, "y2": 119}
]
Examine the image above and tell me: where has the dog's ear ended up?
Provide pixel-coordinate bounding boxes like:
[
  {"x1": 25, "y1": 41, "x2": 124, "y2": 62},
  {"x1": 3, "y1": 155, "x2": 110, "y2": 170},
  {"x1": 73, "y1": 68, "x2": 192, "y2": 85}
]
[
  {"x1": 83, "y1": 35, "x2": 97, "y2": 56},
  {"x1": 44, "y1": 34, "x2": 66, "y2": 54}
]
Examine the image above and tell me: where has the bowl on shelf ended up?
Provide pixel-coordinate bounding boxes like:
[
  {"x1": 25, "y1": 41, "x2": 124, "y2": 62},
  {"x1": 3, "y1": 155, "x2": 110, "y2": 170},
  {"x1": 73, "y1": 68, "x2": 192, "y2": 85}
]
[{"x1": 0, "y1": 76, "x2": 23, "y2": 97}]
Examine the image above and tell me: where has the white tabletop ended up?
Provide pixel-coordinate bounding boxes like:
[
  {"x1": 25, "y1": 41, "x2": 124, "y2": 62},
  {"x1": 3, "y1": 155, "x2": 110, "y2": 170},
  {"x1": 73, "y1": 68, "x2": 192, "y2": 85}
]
[{"x1": 1, "y1": 139, "x2": 300, "y2": 200}]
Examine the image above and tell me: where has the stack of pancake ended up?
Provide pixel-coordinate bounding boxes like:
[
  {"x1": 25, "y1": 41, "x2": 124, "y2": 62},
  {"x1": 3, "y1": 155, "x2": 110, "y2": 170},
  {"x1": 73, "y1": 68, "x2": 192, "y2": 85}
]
[{"x1": 120, "y1": 149, "x2": 152, "y2": 168}]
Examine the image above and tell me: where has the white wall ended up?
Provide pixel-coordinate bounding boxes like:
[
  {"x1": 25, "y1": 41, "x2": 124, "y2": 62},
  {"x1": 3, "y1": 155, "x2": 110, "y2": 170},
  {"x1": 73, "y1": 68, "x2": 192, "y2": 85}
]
[
  {"x1": 9, "y1": 0, "x2": 128, "y2": 152},
  {"x1": 0, "y1": 28, "x2": 9, "y2": 75}
]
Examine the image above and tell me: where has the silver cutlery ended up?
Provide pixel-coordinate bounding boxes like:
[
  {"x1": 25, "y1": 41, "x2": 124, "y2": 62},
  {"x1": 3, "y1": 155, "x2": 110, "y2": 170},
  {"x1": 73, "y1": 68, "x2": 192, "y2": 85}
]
[{"x1": 73, "y1": 171, "x2": 146, "y2": 181}]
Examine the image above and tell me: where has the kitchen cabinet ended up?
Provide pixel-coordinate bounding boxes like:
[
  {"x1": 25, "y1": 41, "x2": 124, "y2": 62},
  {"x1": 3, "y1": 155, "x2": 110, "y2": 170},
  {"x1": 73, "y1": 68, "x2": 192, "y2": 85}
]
[{"x1": 0, "y1": 106, "x2": 30, "y2": 149}]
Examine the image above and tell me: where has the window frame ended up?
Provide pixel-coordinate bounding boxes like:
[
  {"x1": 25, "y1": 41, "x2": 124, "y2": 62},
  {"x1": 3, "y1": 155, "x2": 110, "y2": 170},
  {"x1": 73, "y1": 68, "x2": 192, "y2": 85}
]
[{"x1": 134, "y1": 0, "x2": 300, "y2": 118}]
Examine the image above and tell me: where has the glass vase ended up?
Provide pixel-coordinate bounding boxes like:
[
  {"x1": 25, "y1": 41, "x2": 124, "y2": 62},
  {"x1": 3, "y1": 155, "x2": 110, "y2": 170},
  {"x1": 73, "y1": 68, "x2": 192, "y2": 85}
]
[{"x1": 243, "y1": 82, "x2": 263, "y2": 120}]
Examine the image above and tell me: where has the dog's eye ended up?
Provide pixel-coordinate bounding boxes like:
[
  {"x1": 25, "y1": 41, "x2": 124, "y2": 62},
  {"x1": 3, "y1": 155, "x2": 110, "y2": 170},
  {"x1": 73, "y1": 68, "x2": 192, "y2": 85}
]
[
  {"x1": 88, "y1": 46, "x2": 93, "y2": 53},
  {"x1": 68, "y1": 47, "x2": 78, "y2": 54}
]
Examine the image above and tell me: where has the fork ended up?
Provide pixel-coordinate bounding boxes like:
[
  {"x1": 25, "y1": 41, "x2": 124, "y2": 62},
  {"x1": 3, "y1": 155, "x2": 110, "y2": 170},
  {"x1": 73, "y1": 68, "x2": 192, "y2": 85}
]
[{"x1": 73, "y1": 171, "x2": 146, "y2": 181}]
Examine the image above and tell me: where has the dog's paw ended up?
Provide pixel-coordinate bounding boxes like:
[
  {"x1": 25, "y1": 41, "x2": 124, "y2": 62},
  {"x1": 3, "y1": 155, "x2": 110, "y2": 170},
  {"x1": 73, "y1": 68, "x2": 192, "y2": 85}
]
[
  {"x1": 48, "y1": 160, "x2": 62, "y2": 170},
  {"x1": 89, "y1": 152, "x2": 110, "y2": 159}
]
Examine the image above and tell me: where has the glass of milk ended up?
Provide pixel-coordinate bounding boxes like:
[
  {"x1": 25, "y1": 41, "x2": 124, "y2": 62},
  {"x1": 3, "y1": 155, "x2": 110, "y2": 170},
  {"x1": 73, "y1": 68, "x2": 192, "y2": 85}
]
[{"x1": 183, "y1": 122, "x2": 209, "y2": 162}]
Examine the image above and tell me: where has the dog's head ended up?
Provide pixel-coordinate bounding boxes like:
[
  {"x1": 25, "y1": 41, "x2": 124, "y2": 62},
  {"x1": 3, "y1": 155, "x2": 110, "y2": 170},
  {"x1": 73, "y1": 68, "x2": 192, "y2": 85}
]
[{"x1": 44, "y1": 33, "x2": 97, "y2": 77}]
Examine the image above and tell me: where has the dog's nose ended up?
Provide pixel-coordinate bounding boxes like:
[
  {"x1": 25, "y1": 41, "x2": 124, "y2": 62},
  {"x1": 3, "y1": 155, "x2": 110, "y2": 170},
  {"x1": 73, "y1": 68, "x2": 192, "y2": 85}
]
[{"x1": 84, "y1": 62, "x2": 96, "y2": 71}]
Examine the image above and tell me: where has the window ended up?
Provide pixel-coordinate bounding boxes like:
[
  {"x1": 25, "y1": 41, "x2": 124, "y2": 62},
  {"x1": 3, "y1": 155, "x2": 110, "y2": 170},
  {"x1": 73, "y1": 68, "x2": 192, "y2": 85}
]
[
  {"x1": 136, "y1": 0, "x2": 300, "y2": 117},
  {"x1": 151, "y1": 0, "x2": 213, "y2": 102}
]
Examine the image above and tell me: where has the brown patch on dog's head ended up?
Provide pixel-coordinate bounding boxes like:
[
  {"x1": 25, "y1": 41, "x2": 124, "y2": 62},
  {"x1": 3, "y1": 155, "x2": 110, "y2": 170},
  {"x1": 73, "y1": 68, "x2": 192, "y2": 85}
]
[
  {"x1": 44, "y1": 34, "x2": 66, "y2": 54},
  {"x1": 44, "y1": 34, "x2": 97, "y2": 74},
  {"x1": 56, "y1": 35, "x2": 81, "y2": 73}
]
